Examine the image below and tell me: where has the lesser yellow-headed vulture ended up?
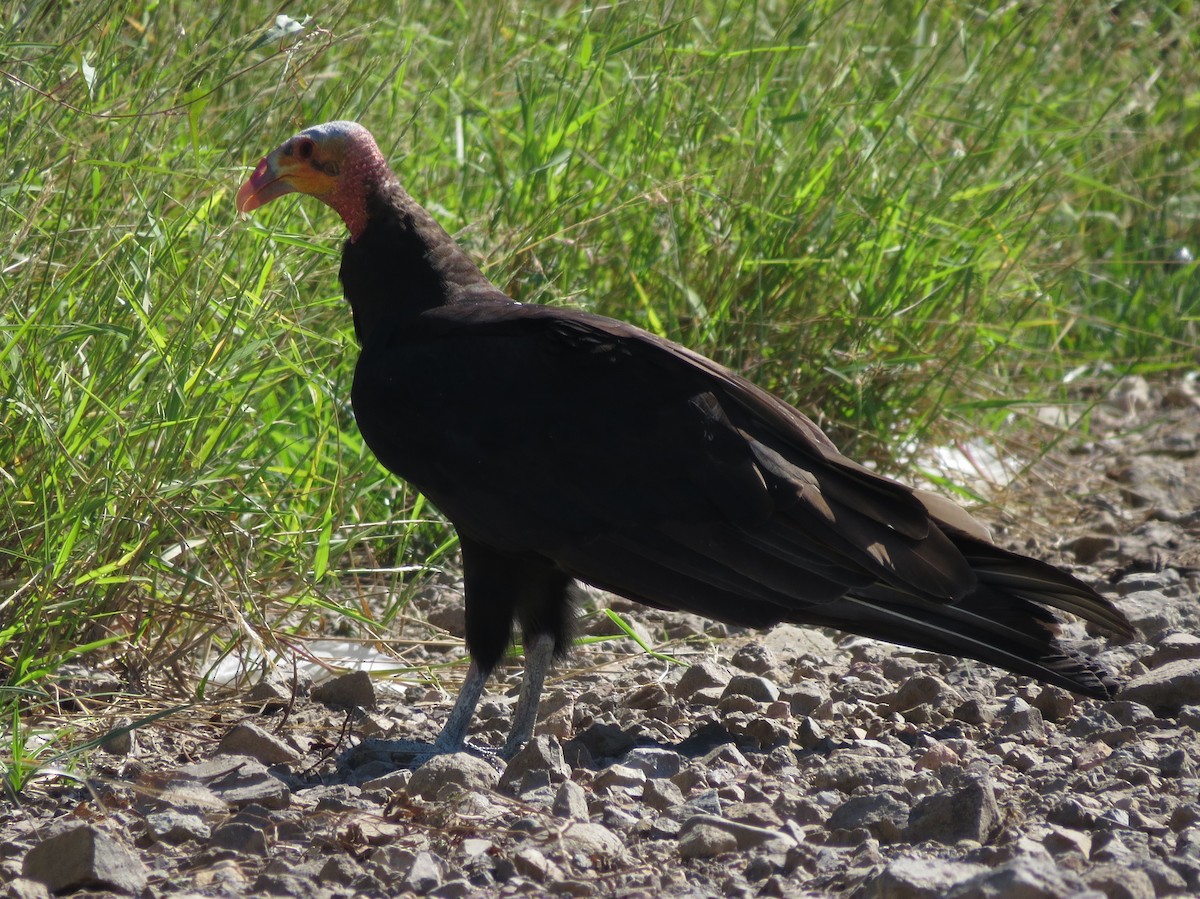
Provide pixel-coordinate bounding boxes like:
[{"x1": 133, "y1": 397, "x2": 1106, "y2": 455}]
[{"x1": 237, "y1": 121, "x2": 1132, "y2": 758}]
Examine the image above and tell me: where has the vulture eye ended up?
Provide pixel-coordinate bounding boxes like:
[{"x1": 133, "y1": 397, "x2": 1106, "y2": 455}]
[{"x1": 296, "y1": 138, "x2": 315, "y2": 160}]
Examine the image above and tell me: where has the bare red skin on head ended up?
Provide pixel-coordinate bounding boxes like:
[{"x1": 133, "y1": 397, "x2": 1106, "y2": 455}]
[{"x1": 237, "y1": 122, "x2": 392, "y2": 242}]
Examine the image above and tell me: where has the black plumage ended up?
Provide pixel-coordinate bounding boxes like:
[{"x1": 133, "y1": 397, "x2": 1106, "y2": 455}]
[{"x1": 237, "y1": 121, "x2": 1133, "y2": 755}]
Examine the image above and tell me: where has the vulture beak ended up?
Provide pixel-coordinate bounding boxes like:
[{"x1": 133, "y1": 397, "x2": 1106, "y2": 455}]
[{"x1": 236, "y1": 143, "x2": 336, "y2": 213}]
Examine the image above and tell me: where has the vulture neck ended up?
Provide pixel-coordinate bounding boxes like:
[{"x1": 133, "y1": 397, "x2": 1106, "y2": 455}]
[{"x1": 339, "y1": 180, "x2": 504, "y2": 346}]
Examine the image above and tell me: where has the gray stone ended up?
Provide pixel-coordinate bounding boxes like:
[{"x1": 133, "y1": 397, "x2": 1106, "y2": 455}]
[
  {"x1": 430, "y1": 880, "x2": 475, "y2": 899},
  {"x1": 592, "y1": 763, "x2": 646, "y2": 795},
  {"x1": 677, "y1": 814, "x2": 794, "y2": 852},
  {"x1": 944, "y1": 854, "x2": 1103, "y2": 898},
  {"x1": 1083, "y1": 863, "x2": 1155, "y2": 899},
  {"x1": 145, "y1": 809, "x2": 211, "y2": 844},
  {"x1": 861, "y1": 856, "x2": 987, "y2": 899},
  {"x1": 172, "y1": 755, "x2": 290, "y2": 809},
  {"x1": 721, "y1": 674, "x2": 780, "y2": 703},
  {"x1": 552, "y1": 780, "x2": 589, "y2": 821},
  {"x1": 676, "y1": 661, "x2": 733, "y2": 700},
  {"x1": 678, "y1": 823, "x2": 738, "y2": 858},
  {"x1": 828, "y1": 793, "x2": 909, "y2": 843},
  {"x1": 1031, "y1": 685, "x2": 1075, "y2": 721},
  {"x1": 642, "y1": 778, "x2": 685, "y2": 812},
  {"x1": 1121, "y1": 658, "x2": 1200, "y2": 713},
  {"x1": 543, "y1": 822, "x2": 624, "y2": 861},
  {"x1": 730, "y1": 643, "x2": 779, "y2": 675},
  {"x1": 1, "y1": 879, "x2": 52, "y2": 899},
  {"x1": 569, "y1": 722, "x2": 635, "y2": 759},
  {"x1": 998, "y1": 706, "x2": 1048, "y2": 743},
  {"x1": 209, "y1": 822, "x2": 269, "y2": 856},
  {"x1": 1148, "y1": 632, "x2": 1200, "y2": 666},
  {"x1": 810, "y1": 754, "x2": 911, "y2": 792},
  {"x1": 409, "y1": 752, "x2": 500, "y2": 801},
  {"x1": 622, "y1": 746, "x2": 683, "y2": 778},
  {"x1": 905, "y1": 775, "x2": 1000, "y2": 845},
  {"x1": 888, "y1": 675, "x2": 960, "y2": 712},
  {"x1": 312, "y1": 670, "x2": 376, "y2": 708},
  {"x1": 403, "y1": 851, "x2": 443, "y2": 895},
  {"x1": 499, "y1": 735, "x2": 568, "y2": 793},
  {"x1": 218, "y1": 722, "x2": 301, "y2": 765},
  {"x1": 1116, "y1": 589, "x2": 1183, "y2": 639},
  {"x1": 21, "y1": 825, "x2": 148, "y2": 895}
]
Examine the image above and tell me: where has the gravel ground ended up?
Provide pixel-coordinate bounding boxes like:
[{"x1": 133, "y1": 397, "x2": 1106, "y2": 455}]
[{"x1": 5, "y1": 377, "x2": 1200, "y2": 899}]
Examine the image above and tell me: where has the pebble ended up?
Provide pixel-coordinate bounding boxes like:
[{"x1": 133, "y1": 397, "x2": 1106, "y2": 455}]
[
  {"x1": 721, "y1": 674, "x2": 780, "y2": 703},
  {"x1": 1121, "y1": 658, "x2": 1200, "y2": 713},
  {"x1": 943, "y1": 854, "x2": 1104, "y2": 898},
  {"x1": 905, "y1": 775, "x2": 1000, "y2": 845},
  {"x1": 827, "y1": 793, "x2": 909, "y2": 843},
  {"x1": 674, "y1": 661, "x2": 732, "y2": 700},
  {"x1": 678, "y1": 823, "x2": 738, "y2": 859},
  {"x1": 860, "y1": 856, "x2": 987, "y2": 898},
  {"x1": 408, "y1": 752, "x2": 500, "y2": 801},
  {"x1": 170, "y1": 755, "x2": 290, "y2": 810},
  {"x1": 21, "y1": 825, "x2": 148, "y2": 895},
  {"x1": 311, "y1": 670, "x2": 376, "y2": 708},
  {"x1": 552, "y1": 780, "x2": 590, "y2": 820},
  {"x1": 218, "y1": 722, "x2": 301, "y2": 766}
]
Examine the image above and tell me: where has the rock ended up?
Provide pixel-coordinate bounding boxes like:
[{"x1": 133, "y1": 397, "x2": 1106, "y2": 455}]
[
  {"x1": 209, "y1": 822, "x2": 269, "y2": 856},
  {"x1": 544, "y1": 822, "x2": 624, "y2": 861},
  {"x1": 1117, "y1": 590, "x2": 1184, "y2": 639},
  {"x1": 730, "y1": 643, "x2": 779, "y2": 675},
  {"x1": 642, "y1": 778, "x2": 685, "y2": 812},
  {"x1": 675, "y1": 661, "x2": 733, "y2": 700},
  {"x1": 998, "y1": 706, "x2": 1048, "y2": 743},
  {"x1": 21, "y1": 825, "x2": 148, "y2": 895},
  {"x1": 1148, "y1": 632, "x2": 1200, "y2": 666},
  {"x1": 827, "y1": 793, "x2": 909, "y2": 843},
  {"x1": 915, "y1": 742, "x2": 959, "y2": 771},
  {"x1": 721, "y1": 674, "x2": 780, "y2": 703},
  {"x1": 782, "y1": 682, "x2": 828, "y2": 716},
  {"x1": 953, "y1": 698, "x2": 995, "y2": 726},
  {"x1": 552, "y1": 779, "x2": 589, "y2": 821},
  {"x1": 592, "y1": 764, "x2": 646, "y2": 795},
  {"x1": 622, "y1": 746, "x2": 684, "y2": 778},
  {"x1": 171, "y1": 755, "x2": 290, "y2": 809},
  {"x1": 810, "y1": 753, "x2": 911, "y2": 792},
  {"x1": 1, "y1": 879, "x2": 51, "y2": 899},
  {"x1": 677, "y1": 814, "x2": 793, "y2": 852},
  {"x1": 1083, "y1": 863, "x2": 1155, "y2": 899},
  {"x1": 312, "y1": 670, "x2": 375, "y2": 708},
  {"x1": 403, "y1": 851, "x2": 443, "y2": 895},
  {"x1": 1031, "y1": 685, "x2": 1075, "y2": 721},
  {"x1": 499, "y1": 735, "x2": 568, "y2": 794},
  {"x1": 409, "y1": 752, "x2": 500, "y2": 801},
  {"x1": 218, "y1": 722, "x2": 301, "y2": 765},
  {"x1": 145, "y1": 809, "x2": 211, "y2": 844},
  {"x1": 887, "y1": 675, "x2": 960, "y2": 712},
  {"x1": 1043, "y1": 827, "x2": 1091, "y2": 857},
  {"x1": 944, "y1": 855, "x2": 1103, "y2": 898},
  {"x1": 905, "y1": 775, "x2": 1000, "y2": 845},
  {"x1": 861, "y1": 856, "x2": 987, "y2": 899},
  {"x1": 569, "y1": 722, "x2": 635, "y2": 759},
  {"x1": 678, "y1": 823, "x2": 738, "y2": 859},
  {"x1": 1121, "y1": 658, "x2": 1200, "y2": 713},
  {"x1": 244, "y1": 678, "x2": 292, "y2": 713}
]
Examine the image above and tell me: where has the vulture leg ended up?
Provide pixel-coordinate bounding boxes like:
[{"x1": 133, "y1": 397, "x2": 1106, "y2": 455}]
[
  {"x1": 431, "y1": 659, "x2": 489, "y2": 752},
  {"x1": 501, "y1": 633, "x2": 556, "y2": 758}
]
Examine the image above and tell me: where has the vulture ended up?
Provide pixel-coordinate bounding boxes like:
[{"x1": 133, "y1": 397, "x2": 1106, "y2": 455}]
[{"x1": 236, "y1": 121, "x2": 1132, "y2": 758}]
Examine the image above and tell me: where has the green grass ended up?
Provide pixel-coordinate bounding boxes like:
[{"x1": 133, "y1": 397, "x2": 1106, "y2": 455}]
[{"x1": 1, "y1": 0, "x2": 1197, "y2": 790}]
